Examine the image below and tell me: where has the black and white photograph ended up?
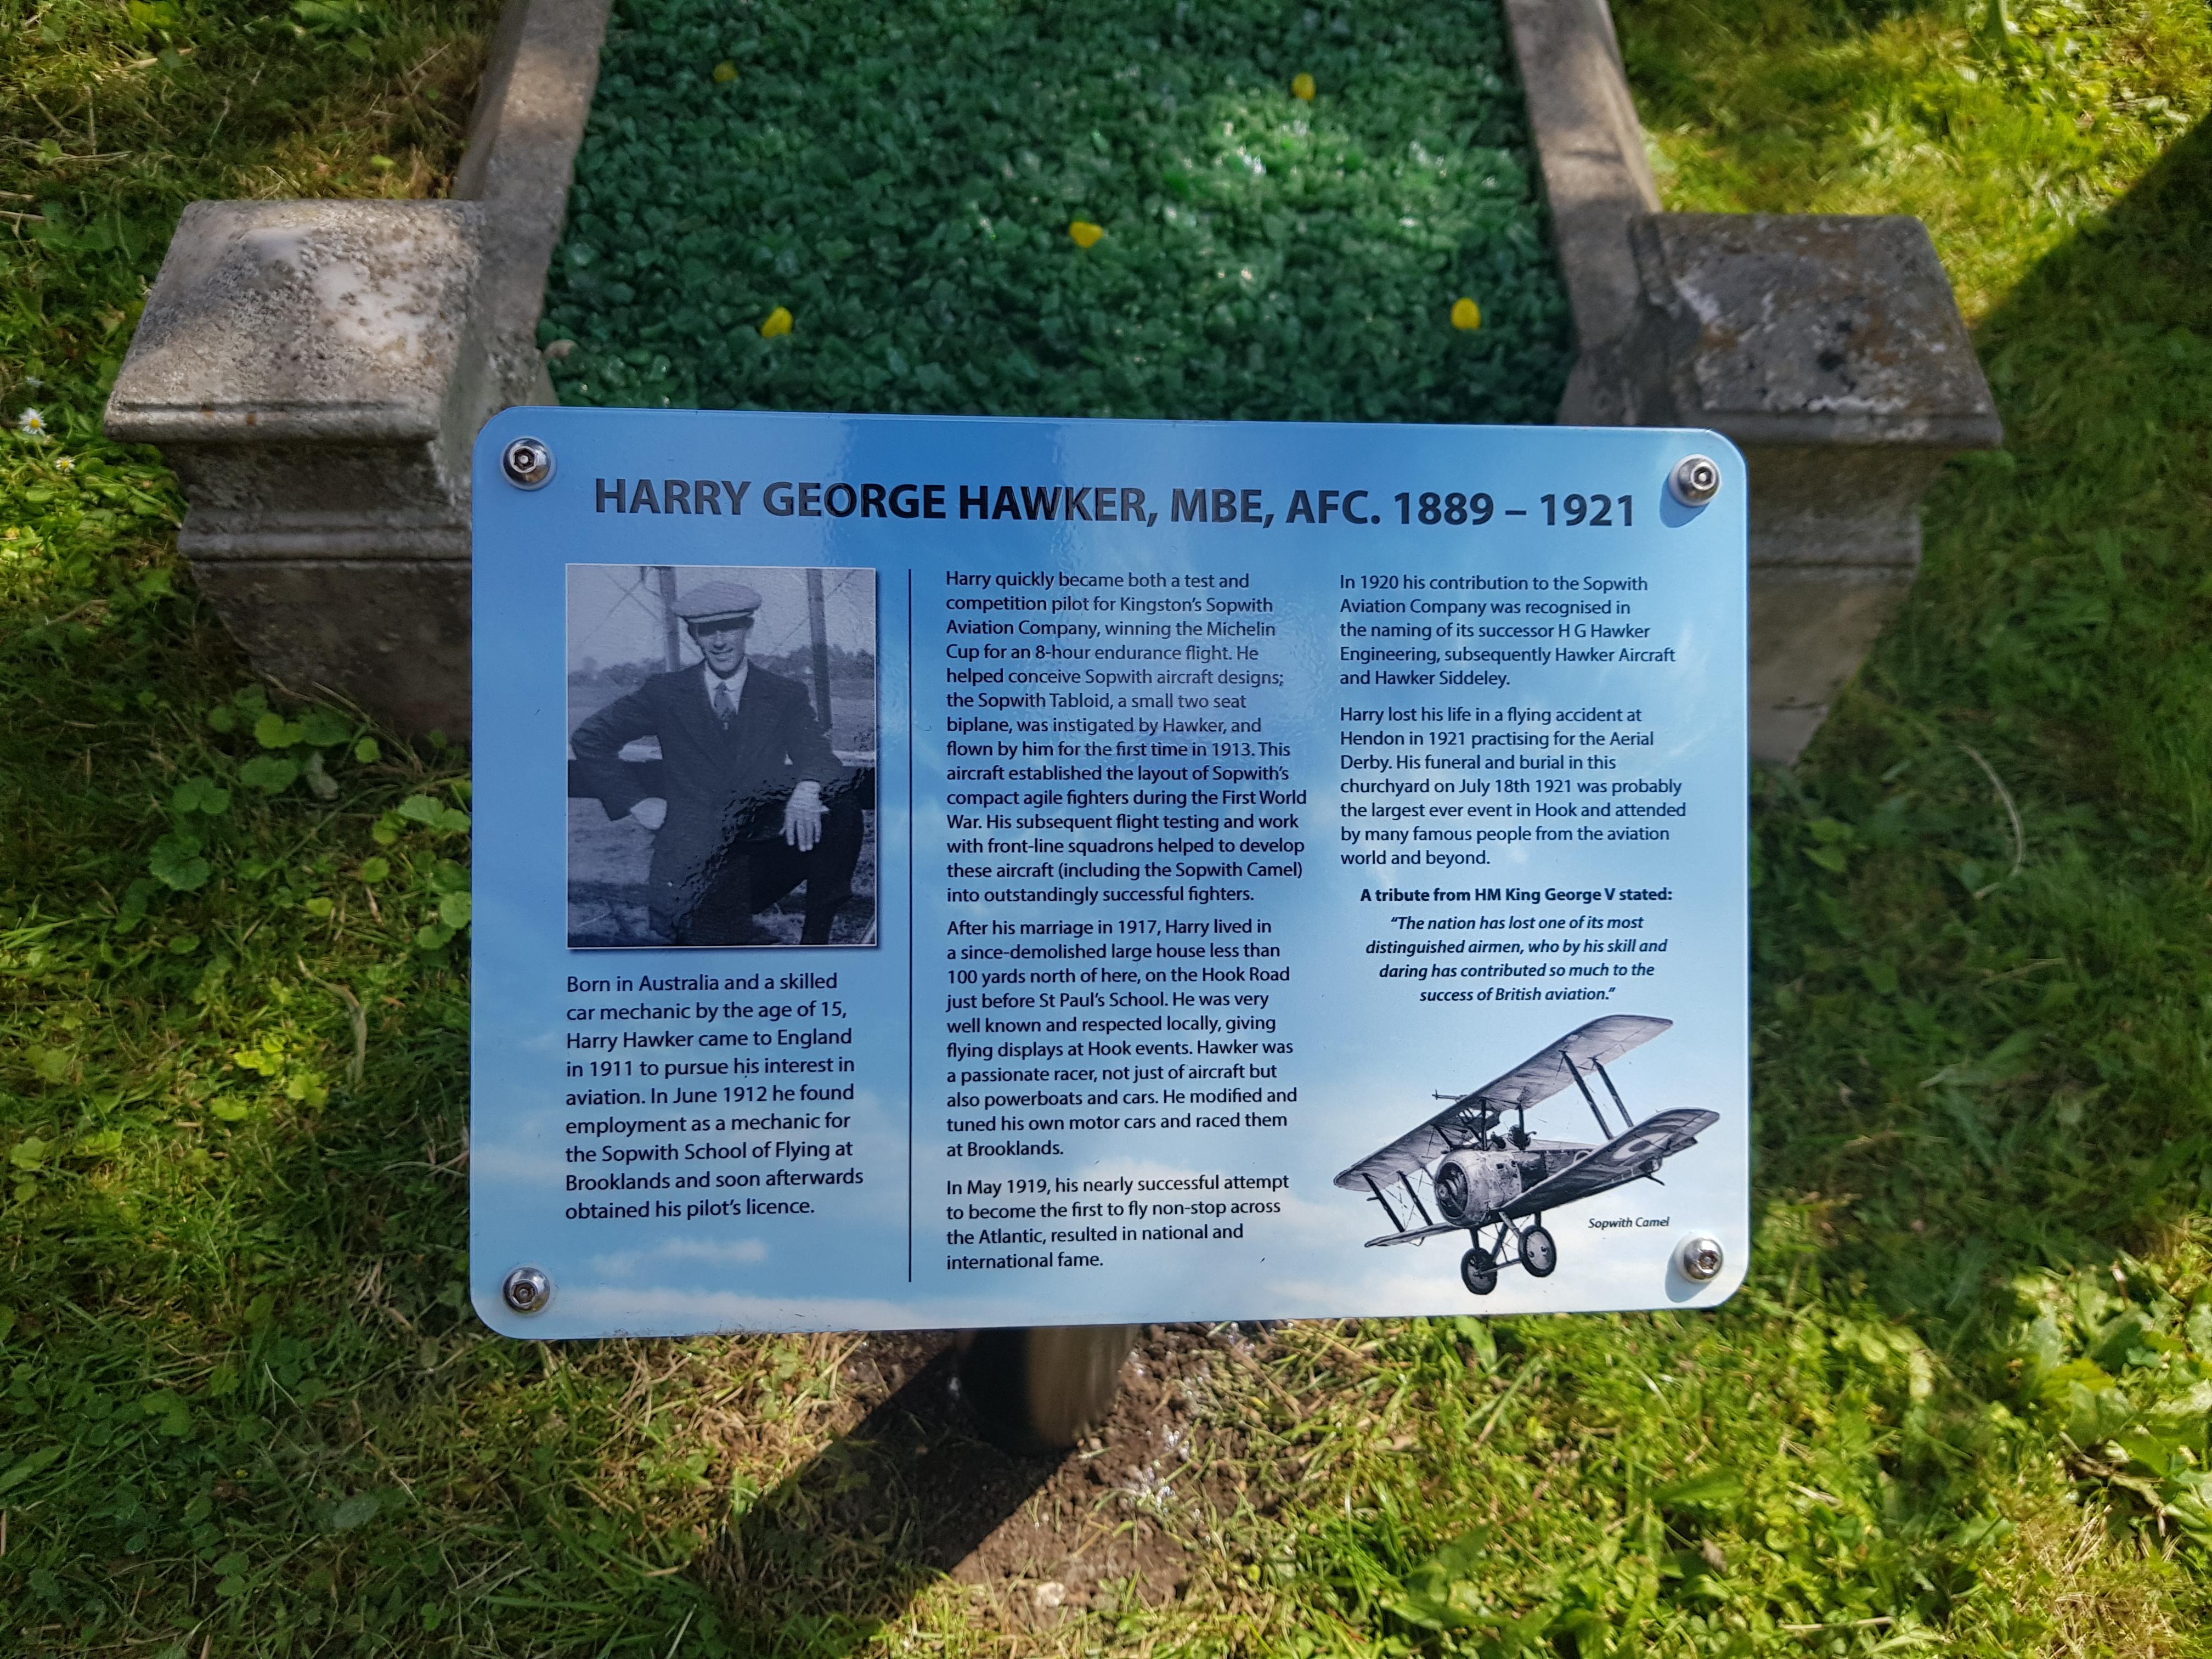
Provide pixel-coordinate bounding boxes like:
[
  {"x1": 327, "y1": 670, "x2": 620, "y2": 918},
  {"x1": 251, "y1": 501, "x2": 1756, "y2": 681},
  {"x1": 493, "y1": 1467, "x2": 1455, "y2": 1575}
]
[{"x1": 565, "y1": 565, "x2": 877, "y2": 949}]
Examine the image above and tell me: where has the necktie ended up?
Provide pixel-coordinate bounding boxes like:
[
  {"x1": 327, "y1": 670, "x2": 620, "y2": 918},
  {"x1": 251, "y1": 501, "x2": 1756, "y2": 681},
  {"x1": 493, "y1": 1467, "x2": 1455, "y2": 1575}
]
[{"x1": 713, "y1": 681, "x2": 734, "y2": 729}]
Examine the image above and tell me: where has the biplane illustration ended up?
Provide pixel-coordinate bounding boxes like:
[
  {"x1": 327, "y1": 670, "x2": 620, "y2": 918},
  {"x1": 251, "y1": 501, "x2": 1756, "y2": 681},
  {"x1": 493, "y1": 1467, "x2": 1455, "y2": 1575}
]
[{"x1": 1333, "y1": 1015, "x2": 1718, "y2": 1296}]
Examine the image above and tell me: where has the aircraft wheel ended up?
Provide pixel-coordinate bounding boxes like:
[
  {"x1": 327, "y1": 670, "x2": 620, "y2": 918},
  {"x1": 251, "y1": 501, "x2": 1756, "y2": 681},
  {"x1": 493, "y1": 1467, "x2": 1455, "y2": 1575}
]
[
  {"x1": 1460, "y1": 1246, "x2": 1499, "y2": 1296},
  {"x1": 1521, "y1": 1224, "x2": 1558, "y2": 1278},
  {"x1": 955, "y1": 1325, "x2": 1139, "y2": 1456}
]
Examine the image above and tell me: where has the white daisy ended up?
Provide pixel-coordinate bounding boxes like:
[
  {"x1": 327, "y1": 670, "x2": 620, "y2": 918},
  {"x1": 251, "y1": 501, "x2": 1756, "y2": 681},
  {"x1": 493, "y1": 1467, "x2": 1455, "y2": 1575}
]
[{"x1": 15, "y1": 408, "x2": 46, "y2": 436}]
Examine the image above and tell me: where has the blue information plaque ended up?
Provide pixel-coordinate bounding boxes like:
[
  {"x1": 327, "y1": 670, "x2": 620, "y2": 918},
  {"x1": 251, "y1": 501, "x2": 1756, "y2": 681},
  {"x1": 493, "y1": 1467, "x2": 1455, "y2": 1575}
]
[{"x1": 470, "y1": 408, "x2": 1748, "y2": 1338}]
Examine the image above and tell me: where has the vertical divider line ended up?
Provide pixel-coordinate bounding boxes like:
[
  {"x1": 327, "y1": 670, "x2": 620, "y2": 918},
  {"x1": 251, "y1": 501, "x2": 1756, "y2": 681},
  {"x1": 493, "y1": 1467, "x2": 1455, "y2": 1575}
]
[{"x1": 905, "y1": 567, "x2": 915, "y2": 1283}]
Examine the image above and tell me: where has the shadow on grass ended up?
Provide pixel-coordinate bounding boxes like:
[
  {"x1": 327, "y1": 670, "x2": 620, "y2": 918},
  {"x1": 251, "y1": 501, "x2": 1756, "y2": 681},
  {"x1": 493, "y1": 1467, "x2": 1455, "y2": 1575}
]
[
  {"x1": 1751, "y1": 115, "x2": 2212, "y2": 1335},
  {"x1": 696, "y1": 1343, "x2": 1062, "y2": 1656}
]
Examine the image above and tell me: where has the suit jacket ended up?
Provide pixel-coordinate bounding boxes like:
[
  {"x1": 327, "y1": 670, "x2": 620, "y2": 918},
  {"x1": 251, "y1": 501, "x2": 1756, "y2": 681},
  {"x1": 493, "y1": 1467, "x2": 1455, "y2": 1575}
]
[{"x1": 571, "y1": 665, "x2": 841, "y2": 922}]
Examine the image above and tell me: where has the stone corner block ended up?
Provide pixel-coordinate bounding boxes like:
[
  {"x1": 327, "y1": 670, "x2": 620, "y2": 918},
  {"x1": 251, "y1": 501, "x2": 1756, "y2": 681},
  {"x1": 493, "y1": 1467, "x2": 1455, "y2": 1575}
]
[
  {"x1": 1623, "y1": 212, "x2": 2002, "y2": 452},
  {"x1": 105, "y1": 198, "x2": 495, "y2": 735},
  {"x1": 1621, "y1": 211, "x2": 2002, "y2": 764},
  {"x1": 107, "y1": 198, "x2": 486, "y2": 449}
]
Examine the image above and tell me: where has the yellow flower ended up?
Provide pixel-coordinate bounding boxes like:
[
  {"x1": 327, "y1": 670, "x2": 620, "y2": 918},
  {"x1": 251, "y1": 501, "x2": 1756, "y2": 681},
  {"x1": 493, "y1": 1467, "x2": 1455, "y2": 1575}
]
[
  {"x1": 1068, "y1": 220, "x2": 1105, "y2": 249},
  {"x1": 713, "y1": 60, "x2": 738, "y2": 83},
  {"x1": 1451, "y1": 297, "x2": 1482, "y2": 331},
  {"x1": 760, "y1": 306, "x2": 793, "y2": 337},
  {"x1": 1292, "y1": 72, "x2": 1316, "y2": 101}
]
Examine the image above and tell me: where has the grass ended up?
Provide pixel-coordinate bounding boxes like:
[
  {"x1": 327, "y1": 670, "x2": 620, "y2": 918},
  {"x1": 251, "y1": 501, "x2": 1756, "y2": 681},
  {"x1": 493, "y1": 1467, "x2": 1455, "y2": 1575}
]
[
  {"x1": 1622, "y1": 0, "x2": 2212, "y2": 319},
  {"x1": 1, "y1": 0, "x2": 2210, "y2": 1653}
]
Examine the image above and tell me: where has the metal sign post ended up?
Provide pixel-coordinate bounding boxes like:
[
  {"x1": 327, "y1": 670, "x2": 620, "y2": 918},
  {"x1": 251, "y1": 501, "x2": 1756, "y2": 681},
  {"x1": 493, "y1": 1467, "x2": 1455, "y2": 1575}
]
[{"x1": 470, "y1": 409, "x2": 1748, "y2": 1383}]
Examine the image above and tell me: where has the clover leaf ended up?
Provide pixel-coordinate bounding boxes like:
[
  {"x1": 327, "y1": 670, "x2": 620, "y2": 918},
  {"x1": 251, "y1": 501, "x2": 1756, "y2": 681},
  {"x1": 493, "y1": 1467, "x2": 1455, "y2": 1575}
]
[
  {"x1": 239, "y1": 756, "x2": 298, "y2": 794},
  {"x1": 149, "y1": 831, "x2": 211, "y2": 891},
  {"x1": 171, "y1": 775, "x2": 231, "y2": 816}
]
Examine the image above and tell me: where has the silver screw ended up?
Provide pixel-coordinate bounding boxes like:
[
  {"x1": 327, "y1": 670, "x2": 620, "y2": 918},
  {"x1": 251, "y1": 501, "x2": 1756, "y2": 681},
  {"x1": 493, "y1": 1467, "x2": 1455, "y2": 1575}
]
[
  {"x1": 501, "y1": 1265, "x2": 552, "y2": 1314},
  {"x1": 1677, "y1": 1235, "x2": 1724, "y2": 1282},
  {"x1": 1668, "y1": 454, "x2": 1721, "y2": 507},
  {"x1": 500, "y1": 436, "x2": 555, "y2": 490}
]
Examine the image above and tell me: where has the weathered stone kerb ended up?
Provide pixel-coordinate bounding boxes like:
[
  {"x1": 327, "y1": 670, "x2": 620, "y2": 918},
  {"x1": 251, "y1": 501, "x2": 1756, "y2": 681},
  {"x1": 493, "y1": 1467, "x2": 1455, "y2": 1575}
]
[
  {"x1": 1504, "y1": 4, "x2": 2001, "y2": 762},
  {"x1": 104, "y1": 0, "x2": 613, "y2": 737}
]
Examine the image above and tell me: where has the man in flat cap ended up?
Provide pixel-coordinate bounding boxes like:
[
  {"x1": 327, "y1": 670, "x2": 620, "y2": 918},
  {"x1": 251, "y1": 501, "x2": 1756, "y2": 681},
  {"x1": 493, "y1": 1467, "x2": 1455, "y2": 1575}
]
[{"x1": 571, "y1": 579, "x2": 862, "y2": 945}]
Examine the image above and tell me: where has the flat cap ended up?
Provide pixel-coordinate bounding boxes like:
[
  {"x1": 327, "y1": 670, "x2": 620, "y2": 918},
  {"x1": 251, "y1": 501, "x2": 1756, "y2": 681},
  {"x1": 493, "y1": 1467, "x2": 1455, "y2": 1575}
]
[{"x1": 674, "y1": 579, "x2": 763, "y2": 627}]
